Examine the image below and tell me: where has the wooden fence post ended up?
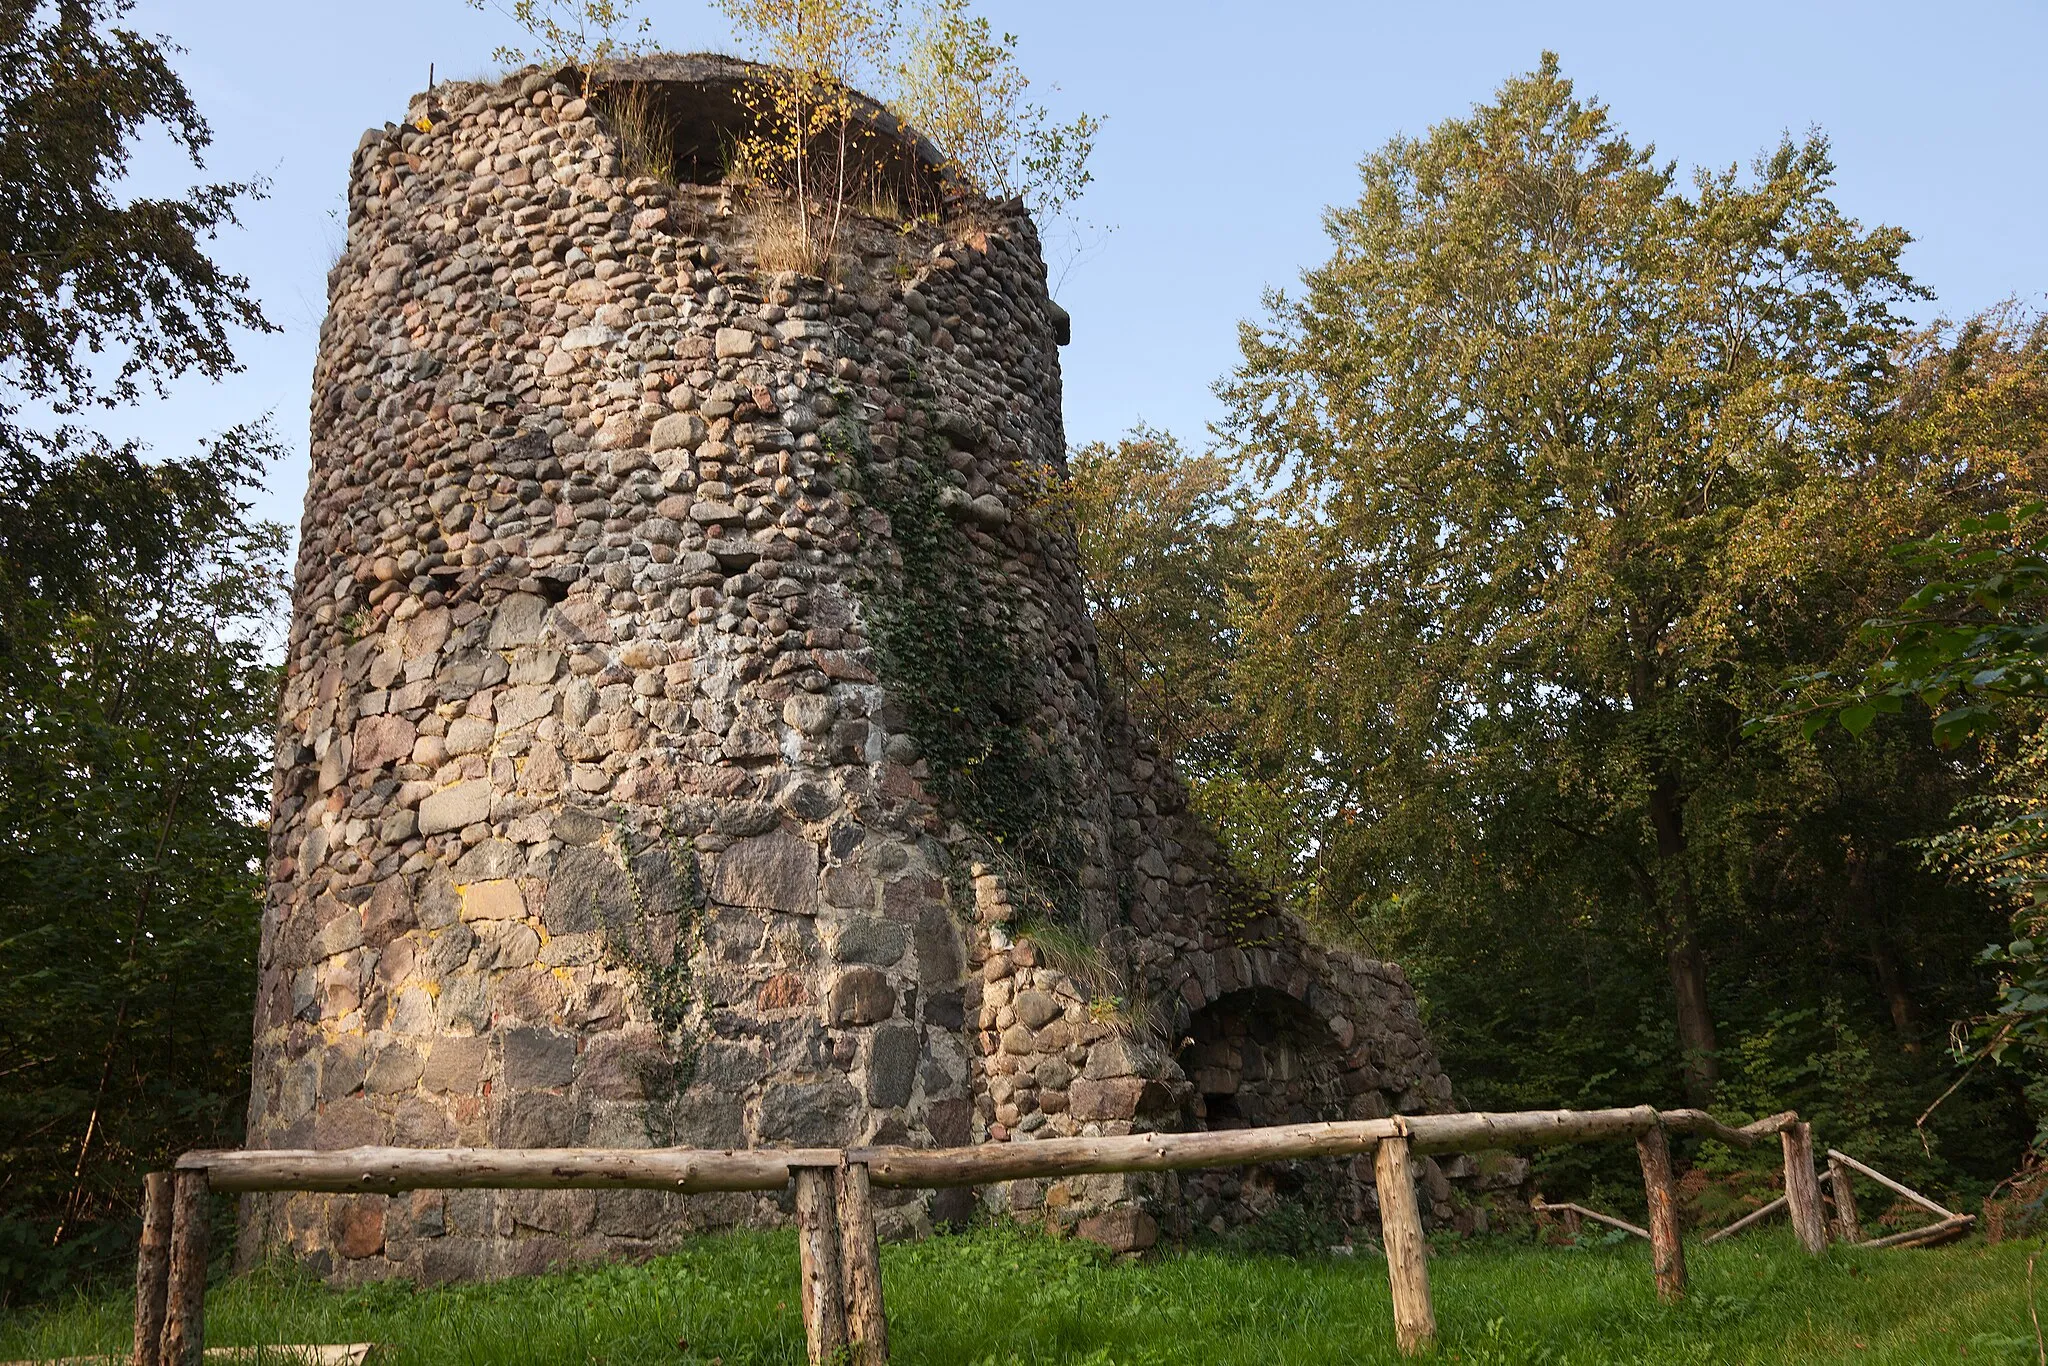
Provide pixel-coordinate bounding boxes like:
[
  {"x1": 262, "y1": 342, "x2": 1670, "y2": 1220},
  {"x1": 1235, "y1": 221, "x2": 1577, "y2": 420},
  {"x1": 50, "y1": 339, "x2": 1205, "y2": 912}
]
[
  {"x1": 836, "y1": 1161, "x2": 889, "y2": 1366},
  {"x1": 131, "y1": 1172, "x2": 173, "y2": 1366},
  {"x1": 158, "y1": 1169, "x2": 210, "y2": 1366},
  {"x1": 1374, "y1": 1133, "x2": 1436, "y2": 1356},
  {"x1": 1635, "y1": 1123, "x2": 1687, "y2": 1301},
  {"x1": 1781, "y1": 1122, "x2": 1827, "y2": 1254},
  {"x1": 1826, "y1": 1153, "x2": 1861, "y2": 1243},
  {"x1": 794, "y1": 1166, "x2": 848, "y2": 1365}
]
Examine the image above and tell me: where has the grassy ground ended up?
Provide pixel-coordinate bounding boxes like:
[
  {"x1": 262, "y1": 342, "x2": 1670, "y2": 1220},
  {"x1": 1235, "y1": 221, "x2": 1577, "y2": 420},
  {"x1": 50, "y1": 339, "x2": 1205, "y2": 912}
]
[{"x1": 1, "y1": 1224, "x2": 2038, "y2": 1365}]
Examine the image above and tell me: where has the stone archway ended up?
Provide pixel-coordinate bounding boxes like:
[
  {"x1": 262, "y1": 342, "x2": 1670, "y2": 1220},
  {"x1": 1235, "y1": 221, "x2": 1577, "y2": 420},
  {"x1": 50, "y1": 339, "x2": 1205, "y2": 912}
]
[
  {"x1": 1179, "y1": 987, "x2": 1348, "y2": 1129},
  {"x1": 1174, "y1": 986, "x2": 1374, "y2": 1238}
]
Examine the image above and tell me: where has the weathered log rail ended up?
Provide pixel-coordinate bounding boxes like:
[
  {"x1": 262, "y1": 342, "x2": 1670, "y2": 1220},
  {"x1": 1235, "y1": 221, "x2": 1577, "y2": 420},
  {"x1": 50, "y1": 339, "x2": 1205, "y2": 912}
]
[
  {"x1": 1697, "y1": 1145, "x2": 1977, "y2": 1252},
  {"x1": 1532, "y1": 1198, "x2": 1652, "y2": 1241},
  {"x1": 132, "y1": 1104, "x2": 1948, "y2": 1364},
  {"x1": 177, "y1": 1106, "x2": 1761, "y2": 1194}
]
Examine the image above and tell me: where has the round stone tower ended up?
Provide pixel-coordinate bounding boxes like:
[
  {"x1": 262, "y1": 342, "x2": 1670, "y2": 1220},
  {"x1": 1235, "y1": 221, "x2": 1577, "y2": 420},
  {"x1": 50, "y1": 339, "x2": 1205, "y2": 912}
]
[{"x1": 246, "y1": 56, "x2": 1474, "y2": 1283}]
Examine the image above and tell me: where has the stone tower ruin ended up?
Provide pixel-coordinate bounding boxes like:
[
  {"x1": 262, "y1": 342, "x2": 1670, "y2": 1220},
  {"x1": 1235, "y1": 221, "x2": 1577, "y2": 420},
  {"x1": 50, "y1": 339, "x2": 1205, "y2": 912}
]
[{"x1": 245, "y1": 55, "x2": 1479, "y2": 1282}]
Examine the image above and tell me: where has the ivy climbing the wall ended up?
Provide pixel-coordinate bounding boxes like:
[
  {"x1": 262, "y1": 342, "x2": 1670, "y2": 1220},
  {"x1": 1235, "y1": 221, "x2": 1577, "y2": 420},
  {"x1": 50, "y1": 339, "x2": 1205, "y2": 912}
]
[
  {"x1": 603, "y1": 813, "x2": 706, "y2": 1146},
  {"x1": 828, "y1": 387, "x2": 1087, "y2": 925}
]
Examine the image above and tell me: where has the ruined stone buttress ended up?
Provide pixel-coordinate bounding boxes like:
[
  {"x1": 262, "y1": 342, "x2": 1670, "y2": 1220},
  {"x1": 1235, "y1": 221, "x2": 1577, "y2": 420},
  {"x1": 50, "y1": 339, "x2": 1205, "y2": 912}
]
[{"x1": 245, "y1": 55, "x2": 1488, "y2": 1283}]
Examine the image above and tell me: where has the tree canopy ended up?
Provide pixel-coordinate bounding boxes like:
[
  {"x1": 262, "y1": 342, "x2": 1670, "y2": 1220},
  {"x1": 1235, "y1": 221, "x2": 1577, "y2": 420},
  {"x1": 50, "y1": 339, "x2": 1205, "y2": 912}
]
[
  {"x1": 1211, "y1": 54, "x2": 1958, "y2": 1105},
  {"x1": 0, "y1": 0, "x2": 282, "y2": 1300},
  {"x1": 0, "y1": 0, "x2": 271, "y2": 646},
  {"x1": 1065, "y1": 429, "x2": 1248, "y2": 775}
]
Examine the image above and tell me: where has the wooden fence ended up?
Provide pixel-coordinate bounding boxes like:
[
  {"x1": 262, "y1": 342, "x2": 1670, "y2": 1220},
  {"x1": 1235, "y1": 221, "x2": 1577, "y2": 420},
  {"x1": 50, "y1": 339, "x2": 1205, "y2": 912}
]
[{"x1": 137, "y1": 1104, "x2": 1910, "y2": 1364}]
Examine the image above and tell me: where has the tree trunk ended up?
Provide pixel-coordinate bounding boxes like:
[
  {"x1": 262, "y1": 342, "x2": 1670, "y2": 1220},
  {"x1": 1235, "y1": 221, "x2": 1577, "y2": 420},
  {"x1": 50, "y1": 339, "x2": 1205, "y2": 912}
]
[
  {"x1": 159, "y1": 1170, "x2": 209, "y2": 1366},
  {"x1": 1373, "y1": 1134, "x2": 1436, "y2": 1357},
  {"x1": 1650, "y1": 776, "x2": 1717, "y2": 1105},
  {"x1": 55, "y1": 780, "x2": 187, "y2": 1245},
  {"x1": 835, "y1": 1162, "x2": 888, "y2": 1366},
  {"x1": 1868, "y1": 938, "x2": 1920, "y2": 1052},
  {"x1": 1826, "y1": 1152, "x2": 1861, "y2": 1242},
  {"x1": 1666, "y1": 938, "x2": 1718, "y2": 1106},
  {"x1": 131, "y1": 1172, "x2": 172, "y2": 1366},
  {"x1": 1847, "y1": 846, "x2": 1919, "y2": 1052},
  {"x1": 794, "y1": 1167, "x2": 848, "y2": 1365}
]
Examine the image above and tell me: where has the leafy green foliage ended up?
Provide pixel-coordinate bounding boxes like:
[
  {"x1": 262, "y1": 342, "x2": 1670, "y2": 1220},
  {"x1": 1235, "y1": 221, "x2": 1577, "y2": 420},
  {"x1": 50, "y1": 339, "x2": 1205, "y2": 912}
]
[
  {"x1": 1756, "y1": 308, "x2": 2048, "y2": 757},
  {"x1": 1212, "y1": 52, "x2": 1950, "y2": 1105},
  {"x1": 1051, "y1": 61, "x2": 2037, "y2": 1196},
  {"x1": 0, "y1": 0, "x2": 271, "y2": 651},
  {"x1": 1063, "y1": 428, "x2": 1248, "y2": 778},
  {"x1": 710, "y1": 0, "x2": 910, "y2": 274},
  {"x1": 893, "y1": 0, "x2": 1100, "y2": 230},
  {"x1": 0, "y1": 424, "x2": 287, "y2": 1304},
  {"x1": 607, "y1": 815, "x2": 707, "y2": 1039},
  {"x1": 0, "y1": 1, "x2": 280, "y2": 1303},
  {"x1": 1755, "y1": 313, "x2": 2048, "y2": 1129},
  {"x1": 1361, "y1": 765, "x2": 2026, "y2": 1214},
  {"x1": 689, "y1": 0, "x2": 1101, "y2": 279},
  {"x1": 0, "y1": 0, "x2": 268, "y2": 415},
  {"x1": 1783, "y1": 501, "x2": 2048, "y2": 749},
  {"x1": 840, "y1": 399, "x2": 1085, "y2": 920},
  {"x1": 1061, "y1": 429, "x2": 1329, "y2": 902},
  {"x1": 1977, "y1": 935, "x2": 2048, "y2": 1061}
]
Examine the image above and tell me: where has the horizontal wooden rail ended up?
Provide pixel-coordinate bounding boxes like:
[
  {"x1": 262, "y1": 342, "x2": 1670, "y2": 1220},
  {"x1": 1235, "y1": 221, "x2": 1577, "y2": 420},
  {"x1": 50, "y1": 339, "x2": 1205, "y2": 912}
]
[
  {"x1": 854, "y1": 1119, "x2": 1409, "y2": 1189},
  {"x1": 861, "y1": 1108, "x2": 1680, "y2": 1189},
  {"x1": 179, "y1": 1145, "x2": 841, "y2": 1194},
  {"x1": 1659, "y1": 1109, "x2": 1800, "y2": 1148},
  {"x1": 183, "y1": 1106, "x2": 1765, "y2": 1195},
  {"x1": 159, "y1": 1102, "x2": 1841, "y2": 1364}
]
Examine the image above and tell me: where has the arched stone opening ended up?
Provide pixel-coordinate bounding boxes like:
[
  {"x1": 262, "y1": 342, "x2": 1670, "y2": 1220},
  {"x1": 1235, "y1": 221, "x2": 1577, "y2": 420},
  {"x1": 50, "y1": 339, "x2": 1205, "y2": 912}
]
[
  {"x1": 1175, "y1": 987, "x2": 1375, "y2": 1240},
  {"x1": 1179, "y1": 987, "x2": 1348, "y2": 1129}
]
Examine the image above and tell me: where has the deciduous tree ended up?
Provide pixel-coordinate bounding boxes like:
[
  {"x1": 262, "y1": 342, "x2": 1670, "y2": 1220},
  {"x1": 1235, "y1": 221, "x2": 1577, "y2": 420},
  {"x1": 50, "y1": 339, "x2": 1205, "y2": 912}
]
[
  {"x1": 1217, "y1": 55, "x2": 1930, "y2": 1105},
  {"x1": 0, "y1": 0, "x2": 282, "y2": 1298},
  {"x1": 892, "y1": 0, "x2": 1098, "y2": 231},
  {"x1": 1783, "y1": 309, "x2": 2048, "y2": 1104},
  {"x1": 1065, "y1": 428, "x2": 1247, "y2": 773}
]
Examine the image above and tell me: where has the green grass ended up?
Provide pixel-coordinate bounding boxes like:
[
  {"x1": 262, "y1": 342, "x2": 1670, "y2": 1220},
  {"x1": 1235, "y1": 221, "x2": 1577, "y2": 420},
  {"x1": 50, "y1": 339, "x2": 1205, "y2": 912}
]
[{"x1": 1, "y1": 1225, "x2": 2037, "y2": 1365}]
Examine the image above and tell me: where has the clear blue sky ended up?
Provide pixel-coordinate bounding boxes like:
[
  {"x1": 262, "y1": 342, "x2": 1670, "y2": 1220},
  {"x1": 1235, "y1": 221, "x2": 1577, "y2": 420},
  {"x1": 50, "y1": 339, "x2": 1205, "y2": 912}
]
[{"x1": 120, "y1": 1, "x2": 2048, "y2": 534}]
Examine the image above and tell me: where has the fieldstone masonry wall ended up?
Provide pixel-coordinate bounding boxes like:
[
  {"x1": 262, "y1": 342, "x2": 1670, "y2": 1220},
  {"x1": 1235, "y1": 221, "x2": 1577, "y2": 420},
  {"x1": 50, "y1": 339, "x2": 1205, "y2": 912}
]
[{"x1": 246, "y1": 57, "x2": 1473, "y2": 1283}]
